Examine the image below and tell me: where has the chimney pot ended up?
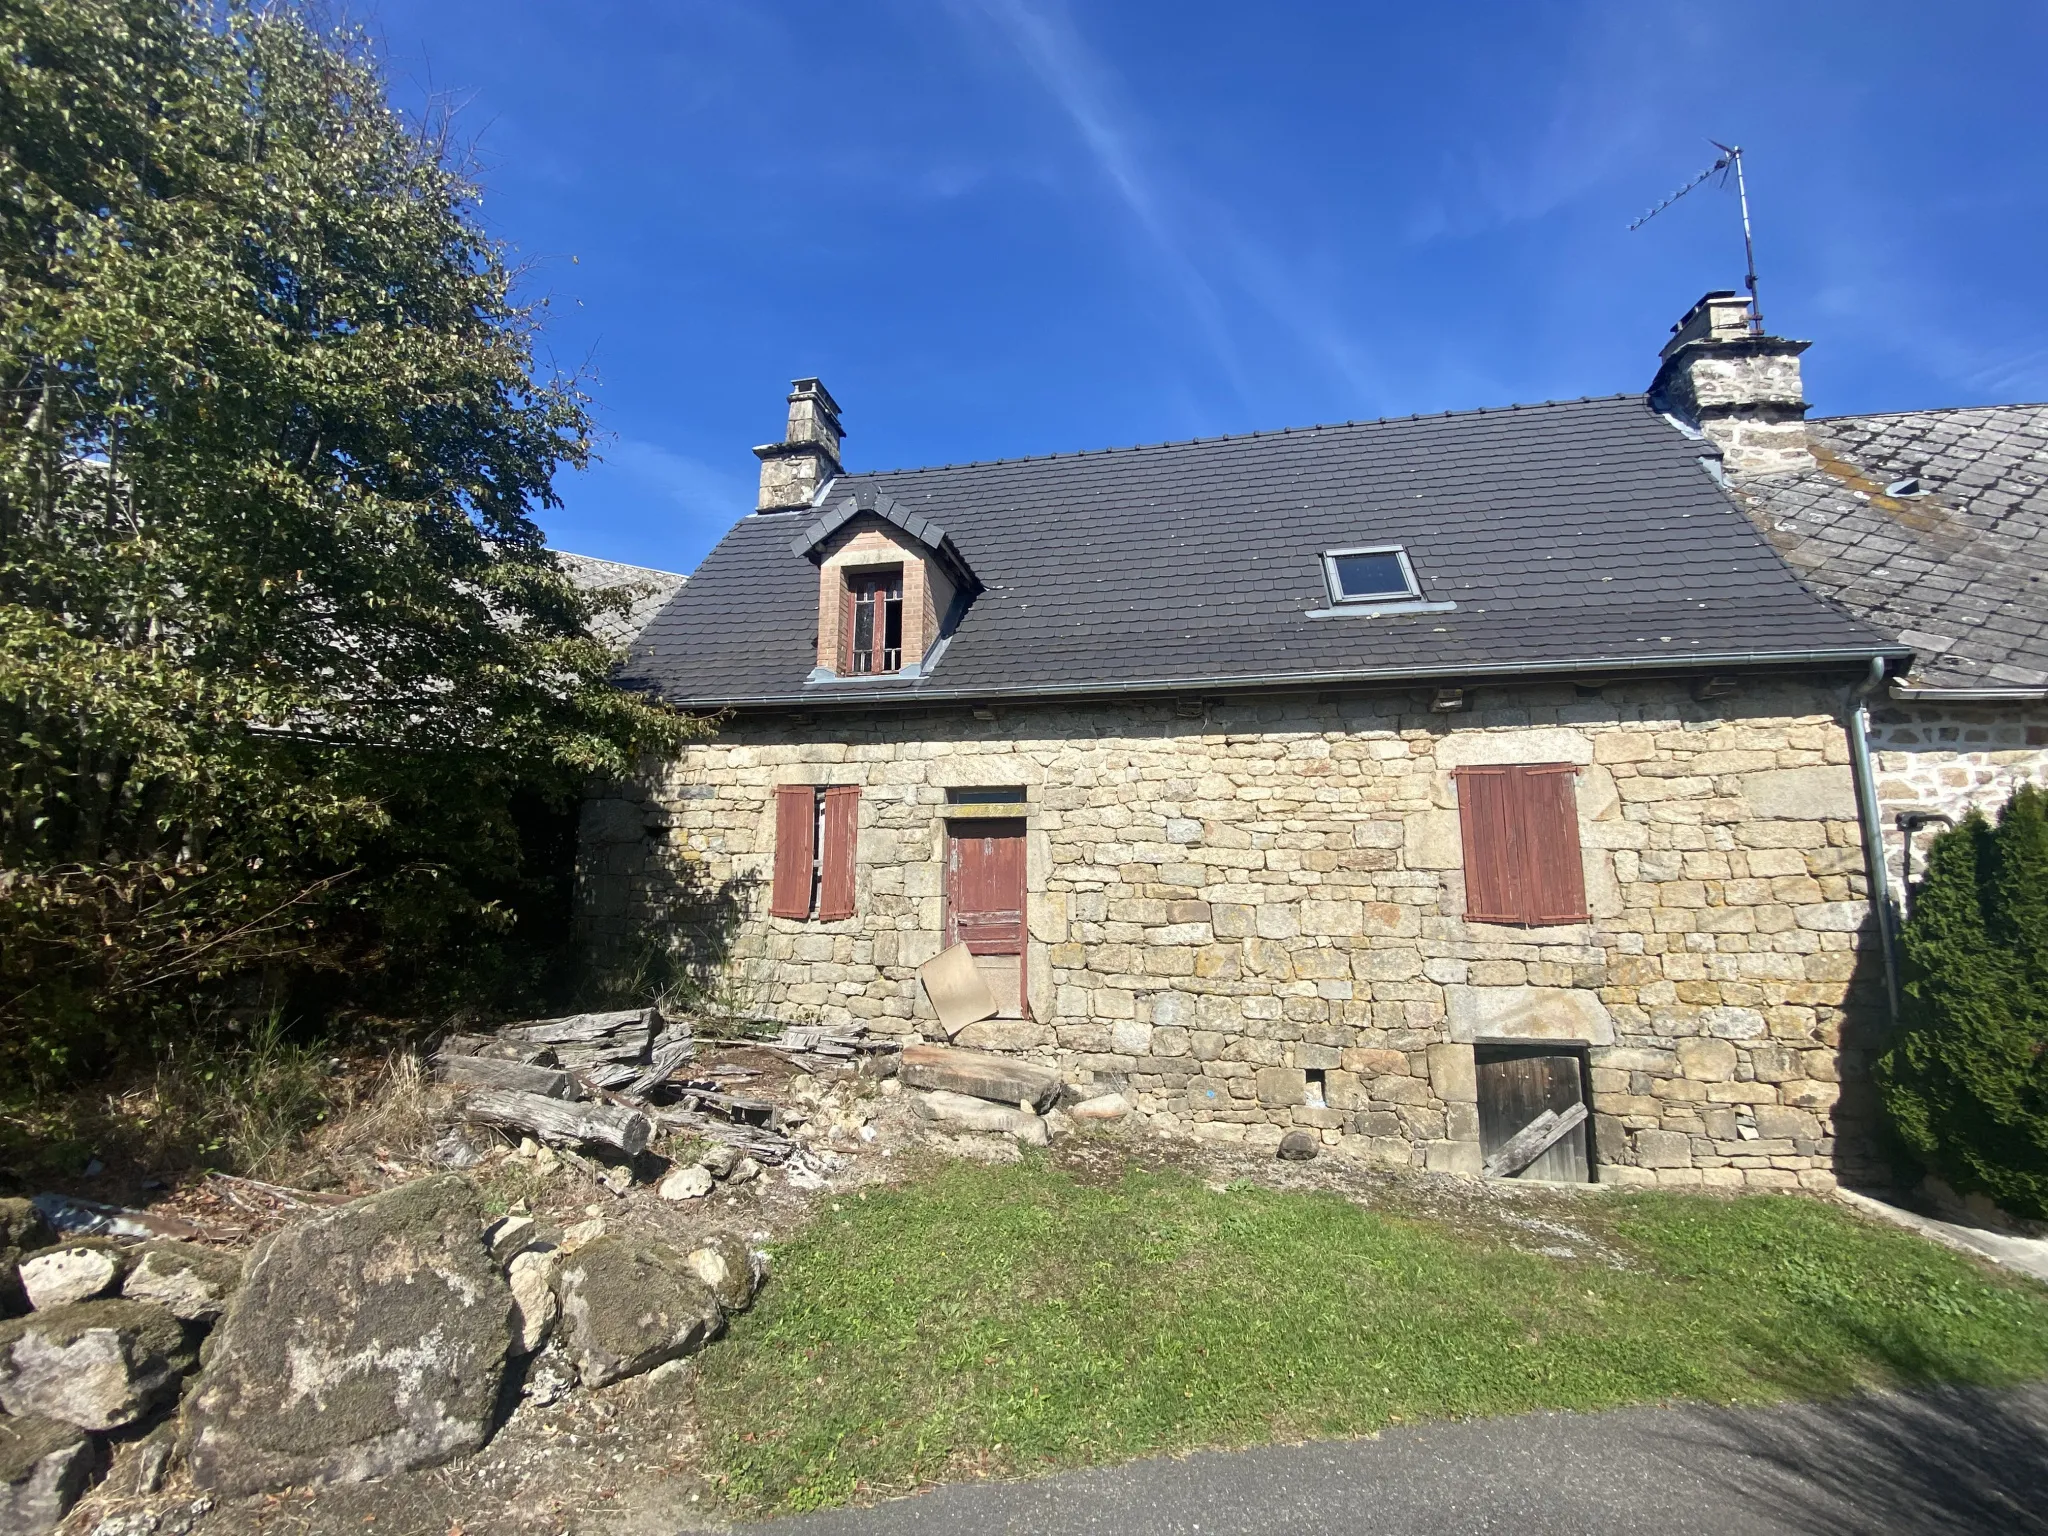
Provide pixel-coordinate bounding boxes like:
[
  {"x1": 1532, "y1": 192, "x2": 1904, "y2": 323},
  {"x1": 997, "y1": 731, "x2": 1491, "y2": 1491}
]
[
  {"x1": 1649, "y1": 292, "x2": 1813, "y2": 478},
  {"x1": 754, "y1": 377, "x2": 844, "y2": 511}
]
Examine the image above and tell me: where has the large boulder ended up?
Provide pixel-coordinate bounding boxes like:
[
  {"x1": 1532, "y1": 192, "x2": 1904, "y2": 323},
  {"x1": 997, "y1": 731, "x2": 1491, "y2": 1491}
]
[
  {"x1": 0, "y1": 1414, "x2": 92, "y2": 1535},
  {"x1": 182, "y1": 1174, "x2": 512, "y2": 1496},
  {"x1": 0, "y1": 1200, "x2": 55, "y2": 1318},
  {"x1": 122, "y1": 1241, "x2": 242, "y2": 1323},
  {"x1": 554, "y1": 1236, "x2": 723, "y2": 1388},
  {"x1": 0, "y1": 1299, "x2": 193, "y2": 1430}
]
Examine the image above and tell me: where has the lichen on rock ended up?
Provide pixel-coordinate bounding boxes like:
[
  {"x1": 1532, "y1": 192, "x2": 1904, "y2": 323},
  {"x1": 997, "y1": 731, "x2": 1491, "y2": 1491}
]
[{"x1": 182, "y1": 1174, "x2": 512, "y2": 1496}]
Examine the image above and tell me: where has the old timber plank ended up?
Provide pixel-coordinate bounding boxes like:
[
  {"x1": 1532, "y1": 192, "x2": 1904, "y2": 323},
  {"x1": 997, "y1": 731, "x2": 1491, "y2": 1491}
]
[{"x1": 899, "y1": 1044, "x2": 1063, "y2": 1112}]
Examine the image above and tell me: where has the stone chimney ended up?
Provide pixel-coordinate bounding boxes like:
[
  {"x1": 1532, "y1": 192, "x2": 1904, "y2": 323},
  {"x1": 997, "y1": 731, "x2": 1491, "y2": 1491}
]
[
  {"x1": 1648, "y1": 291, "x2": 1813, "y2": 477},
  {"x1": 754, "y1": 378, "x2": 844, "y2": 511}
]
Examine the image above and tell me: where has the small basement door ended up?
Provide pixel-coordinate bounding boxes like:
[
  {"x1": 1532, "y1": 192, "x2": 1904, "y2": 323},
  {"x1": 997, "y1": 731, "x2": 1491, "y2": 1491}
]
[
  {"x1": 1475, "y1": 1045, "x2": 1591, "y2": 1183},
  {"x1": 945, "y1": 818, "x2": 1026, "y2": 1017}
]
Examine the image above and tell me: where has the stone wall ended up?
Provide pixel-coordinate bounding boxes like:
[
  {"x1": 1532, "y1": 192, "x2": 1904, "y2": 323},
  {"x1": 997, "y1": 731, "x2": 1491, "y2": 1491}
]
[
  {"x1": 1867, "y1": 698, "x2": 2048, "y2": 887},
  {"x1": 578, "y1": 678, "x2": 1890, "y2": 1190}
]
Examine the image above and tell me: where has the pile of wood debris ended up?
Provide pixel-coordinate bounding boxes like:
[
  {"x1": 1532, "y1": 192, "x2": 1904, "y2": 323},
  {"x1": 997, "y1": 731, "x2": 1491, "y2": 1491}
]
[{"x1": 436, "y1": 1008, "x2": 902, "y2": 1171}]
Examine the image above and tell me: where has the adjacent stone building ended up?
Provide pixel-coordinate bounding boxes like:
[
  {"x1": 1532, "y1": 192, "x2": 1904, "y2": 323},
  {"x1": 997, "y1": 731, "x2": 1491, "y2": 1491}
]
[
  {"x1": 1723, "y1": 400, "x2": 2048, "y2": 889},
  {"x1": 579, "y1": 292, "x2": 1937, "y2": 1191}
]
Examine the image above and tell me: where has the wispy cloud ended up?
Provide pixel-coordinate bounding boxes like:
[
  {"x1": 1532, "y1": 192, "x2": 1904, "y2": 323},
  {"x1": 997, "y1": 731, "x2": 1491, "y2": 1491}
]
[
  {"x1": 602, "y1": 438, "x2": 751, "y2": 523},
  {"x1": 953, "y1": 0, "x2": 1397, "y2": 413},
  {"x1": 960, "y1": 0, "x2": 1245, "y2": 394}
]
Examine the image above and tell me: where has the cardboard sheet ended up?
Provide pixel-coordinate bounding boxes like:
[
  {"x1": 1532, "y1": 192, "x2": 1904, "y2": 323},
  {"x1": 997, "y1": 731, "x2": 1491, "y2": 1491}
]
[{"x1": 918, "y1": 941, "x2": 999, "y2": 1037}]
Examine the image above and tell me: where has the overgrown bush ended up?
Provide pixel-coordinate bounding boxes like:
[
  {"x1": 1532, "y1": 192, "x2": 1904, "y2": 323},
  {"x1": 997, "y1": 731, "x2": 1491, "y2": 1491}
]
[
  {"x1": 1876, "y1": 783, "x2": 2048, "y2": 1218},
  {"x1": 0, "y1": 1, "x2": 698, "y2": 1082}
]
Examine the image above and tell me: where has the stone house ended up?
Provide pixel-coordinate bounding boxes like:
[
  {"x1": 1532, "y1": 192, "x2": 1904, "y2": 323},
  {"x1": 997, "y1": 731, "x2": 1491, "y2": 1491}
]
[{"x1": 581, "y1": 302, "x2": 1926, "y2": 1190}]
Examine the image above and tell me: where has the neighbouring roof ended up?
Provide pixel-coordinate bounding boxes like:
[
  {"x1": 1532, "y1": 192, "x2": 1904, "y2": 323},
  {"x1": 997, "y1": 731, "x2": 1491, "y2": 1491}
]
[
  {"x1": 1730, "y1": 405, "x2": 2048, "y2": 690},
  {"x1": 625, "y1": 394, "x2": 1900, "y2": 709},
  {"x1": 556, "y1": 551, "x2": 687, "y2": 647}
]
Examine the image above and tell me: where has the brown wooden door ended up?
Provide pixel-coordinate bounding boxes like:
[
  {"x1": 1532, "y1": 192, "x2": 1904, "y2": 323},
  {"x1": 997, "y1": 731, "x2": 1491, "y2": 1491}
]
[
  {"x1": 946, "y1": 819, "x2": 1025, "y2": 1016},
  {"x1": 1476, "y1": 1046, "x2": 1589, "y2": 1182}
]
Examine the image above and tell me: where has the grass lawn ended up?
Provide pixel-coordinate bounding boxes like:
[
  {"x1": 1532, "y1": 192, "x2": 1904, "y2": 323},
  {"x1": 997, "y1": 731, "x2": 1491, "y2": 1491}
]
[{"x1": 697, "y1": 1158, "x2": 2048, "y2": 1514}]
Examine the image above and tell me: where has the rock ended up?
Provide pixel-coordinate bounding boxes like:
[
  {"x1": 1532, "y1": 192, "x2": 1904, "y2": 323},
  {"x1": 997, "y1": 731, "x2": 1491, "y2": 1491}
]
[
  {"x1": 684, "y1": 1234, "x2": 763, "y2": 1315},
  {"x1": 699, "y1": 1143, "x2": 742, "y2": 1179},
  {"x1": 0, "y1": 1299, "x2": 192, "y2": 1430},
  {"x1": 912, "y1": 1090, "x2": 1051, "y2": 1145},
  {"x1": 553, "y1": 1237, "x2": 723, "y2": 1388},
  {"x1": 183, "y1": 1174, "x2": 512, "y2": 1496},
  {"x1": 483, "y1": 1215, "x2": 537, "y2": 1262},
  {"x1": 521, "y1": 1345, "x2": 576, "y2": 1407},
  {"x1": 559, "y1": 1218, "x2": 606, "y2": 1253},
  {"x1": 1043, "y1": 1109, "x2": 1074, "y2": 1140},
  {"x1": 727, "y1": 1156, "x2": 762, "y2": 1186},
  {"x1": 121, "y1": 1242, "x2": 242, "y2": 1323},
  {"x1": 129, "y1": 1420, "x2": 179, "y2": 1497},
  {"x1": 0, "y1": 1413, "x2": 92, "y2": 1535},
  {"x1": 1277, "y1": 1129, "x2": 1320, "y2": 1161},
  {"x1": 20, "y1": 1246, "x2": 122, "y2": 1311},
  {"x1": 1070, "y1": 1092, "x2": 1132, "y2": 1121},
  {"x1": 507, "y1": 1249, "x2": 560, "y2": 1356},
  {"x1": 657, "y1": 1165, "x2": 714, "y2": 1202},
  {"x1": 1, "y1": 1200, "x2": 55, "y2": 1318}
]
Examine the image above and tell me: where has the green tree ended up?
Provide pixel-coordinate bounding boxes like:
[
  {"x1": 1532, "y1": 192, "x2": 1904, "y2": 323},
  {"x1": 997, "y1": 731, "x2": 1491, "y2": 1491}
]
[
  {"x1": 1877, "y1": 785, "x2": 2048, "y2": 1218},
  {"x1": 0, "y1": 0, "x2": 691, "y2": 1077}
]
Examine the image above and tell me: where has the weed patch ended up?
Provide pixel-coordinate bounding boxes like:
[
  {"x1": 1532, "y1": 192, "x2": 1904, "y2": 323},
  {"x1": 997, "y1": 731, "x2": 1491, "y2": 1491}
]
[{"x1": 697, "y1": 1160, "x2": 2048, "y2": 1514}]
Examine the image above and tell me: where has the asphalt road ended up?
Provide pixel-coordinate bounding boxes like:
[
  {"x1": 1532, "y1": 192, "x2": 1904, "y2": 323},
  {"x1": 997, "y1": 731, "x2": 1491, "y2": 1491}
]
[{"x1": 758, "y1": 1382, "x2": 2048, "y2": 1535}]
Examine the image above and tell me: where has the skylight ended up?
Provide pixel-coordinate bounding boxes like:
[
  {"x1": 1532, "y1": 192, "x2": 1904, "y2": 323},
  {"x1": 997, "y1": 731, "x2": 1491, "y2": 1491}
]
[{"x1": 1322, "y1": 546, "x2": 1421, "y2": 605}]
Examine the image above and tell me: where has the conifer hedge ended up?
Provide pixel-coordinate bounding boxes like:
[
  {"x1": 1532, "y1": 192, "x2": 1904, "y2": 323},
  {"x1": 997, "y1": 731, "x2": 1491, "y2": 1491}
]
[{"x1": 1876, "y1": 783, "x2": 2048, "y2": 1218}]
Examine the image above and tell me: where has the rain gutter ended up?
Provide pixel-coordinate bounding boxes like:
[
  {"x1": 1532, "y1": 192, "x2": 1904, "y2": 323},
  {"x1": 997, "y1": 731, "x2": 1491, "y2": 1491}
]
[{"x1": 670, "y1": 643, "x2": 1912, "y2": 712}]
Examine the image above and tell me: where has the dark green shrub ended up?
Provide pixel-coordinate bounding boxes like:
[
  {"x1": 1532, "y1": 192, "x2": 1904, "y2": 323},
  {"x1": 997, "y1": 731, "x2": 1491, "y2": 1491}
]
[{"x1": 1876, "y1": 784, "x2": 2048, "y2": 1217}]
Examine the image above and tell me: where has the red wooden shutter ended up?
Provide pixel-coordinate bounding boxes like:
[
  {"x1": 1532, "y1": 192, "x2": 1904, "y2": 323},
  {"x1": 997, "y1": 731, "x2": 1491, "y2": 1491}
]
[
  {"x1": 1455, "y1": 763, "x2": 1586, "y2": 925},
  {"x1": 818, "y1": 785, "x2": 860, "y2": 921},
  {"x1": 1455, "y1": 766, "x2": 1524, "y2": 922},
  {"x1": 770, "y1": 786, "x2": 816, "y2": 919},
  {"x1": 1519, "y1": 763, "x2": 1588, "y2": 923}
]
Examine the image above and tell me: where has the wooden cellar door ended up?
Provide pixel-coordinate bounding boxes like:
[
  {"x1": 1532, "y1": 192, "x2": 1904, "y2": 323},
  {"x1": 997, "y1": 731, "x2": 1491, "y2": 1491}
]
[
  {"x1": 945, "y1": 818, "x2": 1026, "y2": 1017},
  {"x1": 1475, "y1": 1046, "x2": 1591, "y2": 1182}
]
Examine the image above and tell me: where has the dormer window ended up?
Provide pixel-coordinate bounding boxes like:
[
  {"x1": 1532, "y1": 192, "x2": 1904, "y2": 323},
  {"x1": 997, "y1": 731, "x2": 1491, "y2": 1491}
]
[
  {"x1": 794, "y1": 486, "x2": 983, "y2": 684},
  {"x1": 846, "y1": 568, "x2": 904, "y2": 674},
  {"x1": 1323, "y1": 545, "x2": 1420, "y2": 605}
]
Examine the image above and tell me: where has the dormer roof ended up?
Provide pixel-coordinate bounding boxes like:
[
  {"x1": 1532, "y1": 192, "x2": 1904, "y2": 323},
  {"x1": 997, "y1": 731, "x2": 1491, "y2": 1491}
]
[{"x1": 790, "y1": 484, "x2": 981, "y2": 595}]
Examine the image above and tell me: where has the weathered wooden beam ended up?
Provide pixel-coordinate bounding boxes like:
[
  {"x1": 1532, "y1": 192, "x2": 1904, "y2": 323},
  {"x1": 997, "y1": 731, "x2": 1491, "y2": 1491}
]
[
  {"x1": 1483, "y1": 1101, "x2": 1588, "y2": 1179},
  {"x1": 434, "y1": 1053, "x2": 580, "y2": 1100},
  {"x1": 899, "y1": 1044, "x2": 1063, "y2": 1112},
  {"x1": 462, "y1": 1088, "x2": 652, "y2": 1157},
  {"x1": 648, "y1": 1108, "x2": 794, "y2": 1165},
  {"x1": 441, "y1": 1033, "x2": 559, "y2": 1066},
  {"x1": 624, "y1": 1032, "x2": 697, "y2": 1099},
  {"x1": 499, "y1": 1008, "x2": 657, "y2": 1067}
]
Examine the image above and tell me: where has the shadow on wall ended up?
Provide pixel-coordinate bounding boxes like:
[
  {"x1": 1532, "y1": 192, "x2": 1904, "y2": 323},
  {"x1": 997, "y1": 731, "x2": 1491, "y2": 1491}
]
[
  {"x1": 574, "y1": 788, "x2": 756, "y2": 1012},
  {"x1": 1668, "y1": 1383, "x2": 2048, "y2": 1535},
  {"x1": 1832, "y1": 911, "x2": 1898, "y2": 1190}
]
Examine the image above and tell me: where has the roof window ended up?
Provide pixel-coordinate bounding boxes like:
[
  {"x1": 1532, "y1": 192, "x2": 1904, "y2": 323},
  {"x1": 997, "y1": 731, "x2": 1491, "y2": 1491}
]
[{"x1": 1323, "y1": 546, "x2": 1420, "y2": 605}]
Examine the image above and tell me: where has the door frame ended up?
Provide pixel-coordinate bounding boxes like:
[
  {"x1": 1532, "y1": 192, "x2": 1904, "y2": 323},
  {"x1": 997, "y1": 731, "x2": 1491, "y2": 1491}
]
[{"x1": 943, "y1": 816, "x2": 1028, "y2": 1018}]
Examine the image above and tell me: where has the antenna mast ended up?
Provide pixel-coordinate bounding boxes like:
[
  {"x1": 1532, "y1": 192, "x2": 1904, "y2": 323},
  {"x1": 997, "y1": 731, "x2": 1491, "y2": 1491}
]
[{"x1": 1629, "y1": 142, "x2": 1764, "y2": 334}]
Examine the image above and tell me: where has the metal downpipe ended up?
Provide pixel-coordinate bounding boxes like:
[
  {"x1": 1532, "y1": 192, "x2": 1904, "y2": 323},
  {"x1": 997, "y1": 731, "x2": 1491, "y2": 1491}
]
[{"x1": 1847, "y1": 656, "x2": 1900, "y2": 1028}]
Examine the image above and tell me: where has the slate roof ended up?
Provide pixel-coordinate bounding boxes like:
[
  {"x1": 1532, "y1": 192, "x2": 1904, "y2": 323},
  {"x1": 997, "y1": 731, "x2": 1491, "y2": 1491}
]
[
  {"x1": 625, "y1": 394, "x2": 1901, "y2": 709},
  {"x1": 1730, "y1": 405, "x2": 2048, "y2": 690},
  {"x1": 556, "y1": 551, "x2": 687, "y2": 647}
]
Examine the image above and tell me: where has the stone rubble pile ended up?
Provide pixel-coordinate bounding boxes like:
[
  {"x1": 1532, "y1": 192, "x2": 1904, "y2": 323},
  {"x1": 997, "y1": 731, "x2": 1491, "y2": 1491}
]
[{"x1": 0, "y1": 1174, "x2": 763, "y2": 1534}]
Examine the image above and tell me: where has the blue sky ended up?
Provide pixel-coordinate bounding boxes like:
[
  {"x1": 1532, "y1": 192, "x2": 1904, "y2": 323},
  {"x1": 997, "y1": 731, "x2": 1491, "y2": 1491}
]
[{"x1": 367, "y1": 1, "x2": 2048, "y2": 574}]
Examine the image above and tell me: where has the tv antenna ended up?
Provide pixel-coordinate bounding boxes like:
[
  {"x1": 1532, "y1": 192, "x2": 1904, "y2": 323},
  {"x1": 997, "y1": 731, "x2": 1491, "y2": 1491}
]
[{"x1": 1630, "y1": 141, "x2": 1763, "y2": 334}]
